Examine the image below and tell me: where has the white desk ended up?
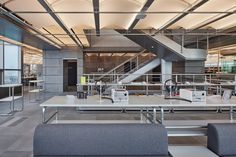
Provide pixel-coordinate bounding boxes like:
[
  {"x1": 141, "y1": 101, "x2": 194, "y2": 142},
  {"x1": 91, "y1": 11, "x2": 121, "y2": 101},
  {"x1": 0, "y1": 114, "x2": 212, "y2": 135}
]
[
  {"x1": 40, "y1": 95, "x2": 236, "y2": 124},
  {"x1": 29, "y1": 80, "x2": 44, "y2": 102},
  {"x1": 40, "y1": 95, "x2": 155, "y2": 123},
  {"x1": 0, "y1": 84, "x2": 24, "y2": 115},
  {"x1": 169, "y1": 146, "x2": 218, "y2": 157}
]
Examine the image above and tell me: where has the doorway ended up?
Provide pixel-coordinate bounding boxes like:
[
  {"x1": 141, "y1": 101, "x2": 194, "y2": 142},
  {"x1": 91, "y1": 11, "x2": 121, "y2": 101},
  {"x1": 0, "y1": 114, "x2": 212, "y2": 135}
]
[{"x1": 63, "y1": 59, "x2": 77, "y2": 92}]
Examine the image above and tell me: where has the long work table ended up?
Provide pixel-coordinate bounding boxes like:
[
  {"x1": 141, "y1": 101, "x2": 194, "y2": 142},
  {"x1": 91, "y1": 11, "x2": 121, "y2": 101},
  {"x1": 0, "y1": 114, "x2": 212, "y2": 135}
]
[{"x1": 40, "y1": 95, "x2": 236, "y2": 124}]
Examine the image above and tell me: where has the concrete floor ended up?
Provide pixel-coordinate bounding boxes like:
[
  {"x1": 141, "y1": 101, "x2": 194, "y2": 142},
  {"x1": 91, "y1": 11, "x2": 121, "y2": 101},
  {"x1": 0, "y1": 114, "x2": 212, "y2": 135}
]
[{"x1": 0, "y1": 92, "x2": 233, "y2": 157}]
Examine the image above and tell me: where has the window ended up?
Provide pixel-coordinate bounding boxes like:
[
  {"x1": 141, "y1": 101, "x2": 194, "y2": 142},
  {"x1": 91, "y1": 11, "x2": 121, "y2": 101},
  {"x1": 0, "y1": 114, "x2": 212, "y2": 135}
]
[
  {"x1": 0, "y1": 41, "x2": 22, "y2": 84},
  {"x1": 4, "y1": 71, "x2": 21, "y2": 84},
  {"x1": 4, "y1": 43, "x2": 21, "y2": 69}
]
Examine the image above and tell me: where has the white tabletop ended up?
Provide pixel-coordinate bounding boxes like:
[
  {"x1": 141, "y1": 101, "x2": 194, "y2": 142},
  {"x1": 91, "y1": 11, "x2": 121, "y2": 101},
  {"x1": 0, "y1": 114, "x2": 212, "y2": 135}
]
[
  {"x1": 29, "y1": 80, "x2": 44, "y2": 83},
  {"x1": 0, "y1": 84, "x2": 22, "y2": 88},
  {"x1": 40, "y1": 95, "x2": 236, "y2": 108},
  {"x1": 169, "y1": 146, "x2": 218, "y2": 157}
]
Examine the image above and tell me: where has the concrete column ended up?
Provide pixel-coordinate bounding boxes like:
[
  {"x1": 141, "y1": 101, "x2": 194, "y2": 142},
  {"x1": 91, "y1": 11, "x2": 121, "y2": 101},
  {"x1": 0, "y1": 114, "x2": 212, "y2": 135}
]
[
  {"x1": 161, "y1": 59, "x2": 172, "y2": 83},
  {"x1": 43, "y1": 48, "x2": 83, "y2": 92}
]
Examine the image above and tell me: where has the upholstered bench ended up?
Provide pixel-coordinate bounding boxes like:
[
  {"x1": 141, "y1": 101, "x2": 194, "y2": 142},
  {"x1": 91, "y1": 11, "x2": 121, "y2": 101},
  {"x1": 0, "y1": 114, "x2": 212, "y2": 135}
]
[
  {"x1": 208, "y1": 123, "x2": 236, "y2": 157},
  {"x1": 33, "y1": 124, "x2": 170, "y2": 157}
]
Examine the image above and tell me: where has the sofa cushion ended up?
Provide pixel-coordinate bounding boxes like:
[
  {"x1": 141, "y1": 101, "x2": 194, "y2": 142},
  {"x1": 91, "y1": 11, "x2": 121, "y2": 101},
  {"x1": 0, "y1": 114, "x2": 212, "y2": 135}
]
[
  {"x1": 208, "y1": 123, "x2": 236, "y2": 157},
  {"x1": 34, "y1": 124, "x2": 169, "y2": 156}
]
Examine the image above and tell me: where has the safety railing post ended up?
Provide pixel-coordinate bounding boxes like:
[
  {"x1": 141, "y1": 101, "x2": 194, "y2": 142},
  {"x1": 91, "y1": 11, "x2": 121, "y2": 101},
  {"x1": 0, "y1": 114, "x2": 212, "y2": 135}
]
[{"x1": 137, "y1": 56, "x2": 139, "y2": 69}]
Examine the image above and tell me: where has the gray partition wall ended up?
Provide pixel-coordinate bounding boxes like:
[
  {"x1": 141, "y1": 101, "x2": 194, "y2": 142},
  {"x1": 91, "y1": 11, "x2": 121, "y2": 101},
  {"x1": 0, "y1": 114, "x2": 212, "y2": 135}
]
[{"x1": 43, "y1": 47, "x2": 83, "y2": 92}]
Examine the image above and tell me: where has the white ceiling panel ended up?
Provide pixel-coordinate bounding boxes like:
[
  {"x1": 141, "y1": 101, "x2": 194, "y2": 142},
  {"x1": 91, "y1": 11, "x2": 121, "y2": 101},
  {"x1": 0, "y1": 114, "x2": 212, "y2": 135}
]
[
  {"x1": 48, "y1": 0, "x2": 93, "y2": 11},
  {"x1": 5, "y1": 0, "x2": 45, "y2": 11},
  {"x1": 47, "y1": 0, "x2": 94, "y2": 29},
  {"x1": 101, "y1": 14, "x2": 135, "y2": 29},
  {"x1": 17, "y1": 14, "x2": 58, "y2": 28},
  {"x1": 39, "y1": 28, "x2": 64, "y2": 45},
  {"x1": 43, "y1": 25, "x2": 75, "y2": 45},
  {"x1": 171, "y1": 0, "x2": 236, "y2": 29},
  {"x1": 4, "y1": 0, "x2": 58, "y2": 28},
  {"x1": 136, "y1": 0, "x2": 198, "y2": 29},
  {"x1": 100, "y1": 0, "x2": 146, "y2": 11},
  {"x1": 100, "y1": 0, "x2": 146, "y2": 29},
  {"x1": 57, "y1": 14, "x2": 95, "y2": 29},
  {"x1": 208, "y1": 14, "x2": 236, "y2": 29}
]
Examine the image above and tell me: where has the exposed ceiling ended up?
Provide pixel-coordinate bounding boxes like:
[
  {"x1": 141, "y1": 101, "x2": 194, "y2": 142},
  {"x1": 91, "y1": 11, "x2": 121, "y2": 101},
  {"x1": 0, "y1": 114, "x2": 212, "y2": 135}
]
[
  {"x1": 0, "y1": 0, "x2": 235, "y2": 48},
  {"x1": 23, "y1": 47, "x2": 43, "y2": 65},
  {"x1": 208, "y1": 44, "x2": 236, "y2": 55}
]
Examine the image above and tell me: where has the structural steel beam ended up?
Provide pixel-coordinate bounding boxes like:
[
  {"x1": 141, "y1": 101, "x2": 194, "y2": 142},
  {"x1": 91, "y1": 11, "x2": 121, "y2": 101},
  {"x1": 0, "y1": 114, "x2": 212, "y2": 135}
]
[
  {"x1": 128, "y1": 0, "x2": 154, "y2": 31},
  {"x1": 38, "y1": 0, "x2": 82, "y2": 48},
  {"x1": 42, "y1": 27, "x2": 66, "y2": 46},
  {"x1": 158, "y1": 0, "x2": 209, "y2": 32},
  {"x1": 193, "y1": 9, "x2": 236, "y2": 30},
  {"x1": 185, "y1": 26, "x2": 236, "y2": 49},
  {"x1": 92, "y1": 0, "x2": 100, "y2": 36},
  {"x1": 71, "y1": 28, "x2": 84, "y2": 48}
]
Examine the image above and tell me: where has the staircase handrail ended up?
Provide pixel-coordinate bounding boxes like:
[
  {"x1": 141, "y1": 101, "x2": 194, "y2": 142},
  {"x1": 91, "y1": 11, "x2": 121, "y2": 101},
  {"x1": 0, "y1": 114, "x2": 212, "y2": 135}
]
[{"x1": 96, "y1": 49, "x2": 146, "y2": 81}]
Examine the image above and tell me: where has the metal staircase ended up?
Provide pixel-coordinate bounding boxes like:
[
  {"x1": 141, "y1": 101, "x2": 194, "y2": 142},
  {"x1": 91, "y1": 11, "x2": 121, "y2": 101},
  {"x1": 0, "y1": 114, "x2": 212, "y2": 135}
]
[
  {"x1": 119, "y1": 57, "x2": 160, "y2": 83},
  {"x1": 116, "y1": 29, "x2": 207, "y2": 62},
  {"x1": 91, "y1": 49, "x2": 160, "y2": 94},
  {"x1": 96, "y1": 49, "x2": 159, "y2": 83},
  {"x1": 101, "y1": 55, "x2": 161, "y2": 93}
]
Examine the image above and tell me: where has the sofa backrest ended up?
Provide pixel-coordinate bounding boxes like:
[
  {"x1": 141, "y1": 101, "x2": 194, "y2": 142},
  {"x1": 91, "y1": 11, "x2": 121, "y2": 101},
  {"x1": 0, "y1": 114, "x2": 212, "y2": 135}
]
[
  {"x1": 208, "y1": 123, "x2": 236, "y2": 157},
  {"x1": 33, "y1": 124, "x2": 169, "y2": 157}
]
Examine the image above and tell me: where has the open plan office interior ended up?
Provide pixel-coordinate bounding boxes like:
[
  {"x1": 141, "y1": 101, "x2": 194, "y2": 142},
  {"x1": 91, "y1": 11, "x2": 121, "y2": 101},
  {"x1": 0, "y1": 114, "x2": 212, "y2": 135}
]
[{"x1": 0, "y1": 0, "x2": 236, "y2": 156}]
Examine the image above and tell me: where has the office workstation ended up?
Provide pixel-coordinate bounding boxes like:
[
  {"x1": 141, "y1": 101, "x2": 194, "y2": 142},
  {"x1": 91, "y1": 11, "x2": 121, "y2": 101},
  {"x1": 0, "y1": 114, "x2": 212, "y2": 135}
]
[{"x1": 0, "y1": 0, "x2": 236, "y2": 156}]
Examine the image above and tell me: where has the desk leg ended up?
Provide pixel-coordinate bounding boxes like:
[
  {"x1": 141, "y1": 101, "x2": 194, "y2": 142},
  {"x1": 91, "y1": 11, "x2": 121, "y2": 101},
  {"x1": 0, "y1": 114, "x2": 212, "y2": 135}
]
[
  {"x1": 153, "y1": 108, "x2": 157, "y2": 123},
  {"x1": 9, "y1": 101, "x2": 13, "y2": 115},
  {"x1": 21, "y1": 86, "x2": 24, "y2": 111},
  {"x1": 99, "y1": 85, "x2": 102, "y2": 102},
  {"x1": 42, "y1": 107, "x2": 46, "y2": 124},
  {"x1": 12, "y1": 87, "x2": 15, "y2": 112},
  {"x1": 160, "y1": 107, "x2": 164, "y2": 124},
  {"x1": 146, "y1": 108, "x2": 148, "y2": 118},
  {"x1": 146, "y1": 86, "x2": 149, "y2": 96},
  {"x1": 230, "y1": 106, "x2": 234, "y2": 121},
  {"x1": 56, "y1": 107, "x2": 58, "y2": 122},
  {"x1": 140, "y1": 108, "x2": 143, "y2": 122}
]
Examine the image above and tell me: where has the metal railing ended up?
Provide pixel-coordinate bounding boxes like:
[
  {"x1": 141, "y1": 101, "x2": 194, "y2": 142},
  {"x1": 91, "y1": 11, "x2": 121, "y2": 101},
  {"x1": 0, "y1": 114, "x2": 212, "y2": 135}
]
[
  {"x1": 83, "y1": 73, "x2": 236, "y2": 85},
  {"x1": 80, "y1": 73, "x2": 236, "y2": 96},
  {"x1": 95, "y1": 49, "x2": 156, "y2": 82}
]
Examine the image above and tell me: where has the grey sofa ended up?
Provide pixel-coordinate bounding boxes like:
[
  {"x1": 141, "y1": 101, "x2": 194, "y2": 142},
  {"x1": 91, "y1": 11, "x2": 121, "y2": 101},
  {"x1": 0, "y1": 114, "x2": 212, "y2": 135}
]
[
  {"x1": 33, "y1": 124, "x2": 170, "y2": 157},
  {"x1": 208, "y1": 123, "x2": 236, "y2": 157}
]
